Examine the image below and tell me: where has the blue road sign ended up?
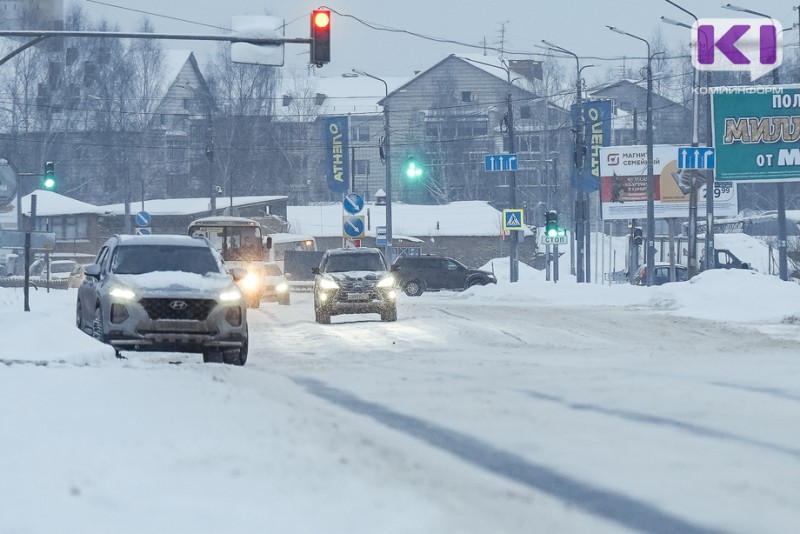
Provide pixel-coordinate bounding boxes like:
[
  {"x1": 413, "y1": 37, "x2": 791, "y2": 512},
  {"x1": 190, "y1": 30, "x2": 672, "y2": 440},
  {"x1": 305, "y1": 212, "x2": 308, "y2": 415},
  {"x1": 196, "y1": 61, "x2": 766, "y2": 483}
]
[
  {"x1": 135, "y1": 210, "x2": 152, "y2": 227},
  {"x1": 343, "y1": 192, "x2": 364, "y2": 214},
  {"x1": 678, "y1": 147, "x2": 715, "y2": 170},
  {"x1": 342, "y1": 216, "x2": 365, "y2": 238},
  {"x1": 485, "y1": 154, "x2": 519, "y2": 172},
  {"x1": 502, "y1": 209, "x2": 524, "y2": 231},
  {"x1": 135, "y1": 227, "x2": 152, "y2": 235}
]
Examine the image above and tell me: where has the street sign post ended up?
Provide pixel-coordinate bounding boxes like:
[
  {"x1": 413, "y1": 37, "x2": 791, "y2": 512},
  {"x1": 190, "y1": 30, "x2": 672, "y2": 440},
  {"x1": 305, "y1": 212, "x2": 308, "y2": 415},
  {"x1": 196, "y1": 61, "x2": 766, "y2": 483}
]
[
  {"x1": 541, "y1": 234, "x2": 569, "y2": 246},
  {"x1": 343, "y1": 192, "x2": 364, "y2": 214},
  {"x1": 485, "y1": 154, "x2": 518, "y2": 172},
  {"x1": 375, "y1": 225, "x2": 387, "y2": 246}
]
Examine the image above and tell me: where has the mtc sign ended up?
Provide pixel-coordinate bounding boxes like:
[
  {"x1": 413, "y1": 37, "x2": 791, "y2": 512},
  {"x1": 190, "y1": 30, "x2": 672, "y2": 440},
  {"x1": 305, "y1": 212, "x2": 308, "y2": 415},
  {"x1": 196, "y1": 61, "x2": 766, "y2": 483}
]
[{"x1": 713, "y1": 87, "x2": 800, "y2": 183}]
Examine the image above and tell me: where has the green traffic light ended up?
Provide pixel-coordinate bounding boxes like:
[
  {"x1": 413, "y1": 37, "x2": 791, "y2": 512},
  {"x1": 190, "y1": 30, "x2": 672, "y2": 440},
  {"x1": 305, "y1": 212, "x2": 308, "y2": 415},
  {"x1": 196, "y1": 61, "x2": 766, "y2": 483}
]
[
  {"x1": 404, "y1": 157, "x2": 423, "y2": 180},
  {"x1": 43, "y1": 176, "x2": 56, "y2": 189}
]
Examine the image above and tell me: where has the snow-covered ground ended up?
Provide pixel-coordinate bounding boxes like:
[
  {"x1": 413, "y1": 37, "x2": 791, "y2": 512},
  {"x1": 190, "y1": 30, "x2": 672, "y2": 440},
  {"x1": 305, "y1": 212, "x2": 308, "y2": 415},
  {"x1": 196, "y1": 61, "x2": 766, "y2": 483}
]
[{"x1": 1, "y1": 263, "x2": 799, "y2": 533}]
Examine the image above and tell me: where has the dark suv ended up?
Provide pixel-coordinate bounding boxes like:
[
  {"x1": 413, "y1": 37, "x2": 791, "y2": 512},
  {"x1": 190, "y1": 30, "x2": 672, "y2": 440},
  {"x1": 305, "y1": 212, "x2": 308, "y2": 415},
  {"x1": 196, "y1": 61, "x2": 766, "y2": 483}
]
[
  {"x1": 311, "y1": 248, "x2": 397, "y2": 323},
  {"x1": 393, "y1": 255, "x2": 497, "y2": 296},
  {"x1": 76, "y1": 234, "x2": 249, "y2": 365}
]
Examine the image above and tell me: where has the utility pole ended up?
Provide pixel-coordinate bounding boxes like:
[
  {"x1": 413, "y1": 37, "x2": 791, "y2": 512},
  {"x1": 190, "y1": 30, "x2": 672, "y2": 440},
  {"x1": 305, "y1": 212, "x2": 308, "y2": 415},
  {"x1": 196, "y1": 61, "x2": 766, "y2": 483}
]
[{"x1": 506, "y1": 92, "x2": 519, "y2": 283}]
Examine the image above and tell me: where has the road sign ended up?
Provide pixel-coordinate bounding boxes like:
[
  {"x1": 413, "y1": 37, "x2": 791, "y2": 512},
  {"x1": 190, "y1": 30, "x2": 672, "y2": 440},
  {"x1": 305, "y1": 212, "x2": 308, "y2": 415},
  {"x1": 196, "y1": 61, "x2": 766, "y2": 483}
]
[
  {"x1": 343, "y1": 192, "x2": 364, "y2": 214},
  {"x1": 375, "y1": 225, "x2": 387, "y2": 246},
  {"x1": 502, "y1": 209, "x2": 524, "y2": 231},
  {"x1": 541, "y1": 235, "x2": 569, "y2": 246},
  {"x1": 678, "y1": 147, "x2": 715, "y2": 169},
  {"x1": 135, "y1": 227, "x2": 152, "y2": 235},
  {"x1": 485, "y1": 154, "x2": 518, "y2": 172},
  {"x1": 342, "y1": 215, "x2": 365, "y2": 238},
  {"x1": 0, "y1": 158, "x2": 19, "y2": 205},
  {"x1": 0, "y1": 231, "x2": 56, "y2": 250},
  {"x1": 135, "y1": 210, "x2": 152, "y2": 227}
]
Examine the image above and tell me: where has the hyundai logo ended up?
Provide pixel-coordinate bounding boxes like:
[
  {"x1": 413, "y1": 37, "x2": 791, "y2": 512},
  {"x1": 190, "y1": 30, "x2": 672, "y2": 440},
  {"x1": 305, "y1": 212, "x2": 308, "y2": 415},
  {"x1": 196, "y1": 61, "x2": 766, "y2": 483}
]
[{"x1": 169, "y1": 300, "x2": 188, "y2": 311}]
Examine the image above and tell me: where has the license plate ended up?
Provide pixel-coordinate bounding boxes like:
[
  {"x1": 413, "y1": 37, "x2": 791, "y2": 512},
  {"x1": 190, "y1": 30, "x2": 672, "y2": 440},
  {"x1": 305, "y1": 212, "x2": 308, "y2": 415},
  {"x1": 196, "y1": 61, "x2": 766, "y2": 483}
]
[
  {"x1": 155, "y1": 320, "x2": 200, "y2": 331},
  {"x1": 346, "y1": 292, "x2": 369, "y2": 301}
]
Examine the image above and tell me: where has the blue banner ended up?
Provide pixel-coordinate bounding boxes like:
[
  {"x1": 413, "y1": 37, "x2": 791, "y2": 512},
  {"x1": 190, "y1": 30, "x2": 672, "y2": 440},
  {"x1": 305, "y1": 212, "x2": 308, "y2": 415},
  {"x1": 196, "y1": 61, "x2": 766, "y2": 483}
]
[
  {"x1": 323, "y1": 116, "x2": 350, "y2": 194},
  {"x1": 571, "y1": 100, "x2": 612, "y2": 192}
]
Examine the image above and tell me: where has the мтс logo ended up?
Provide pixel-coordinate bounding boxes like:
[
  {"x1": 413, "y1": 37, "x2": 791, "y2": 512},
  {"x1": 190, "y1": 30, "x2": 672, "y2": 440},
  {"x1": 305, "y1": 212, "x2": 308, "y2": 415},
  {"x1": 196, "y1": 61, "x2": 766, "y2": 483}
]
[{"x1": 692, "y1": 18, "x2": 782, "y2": 81}]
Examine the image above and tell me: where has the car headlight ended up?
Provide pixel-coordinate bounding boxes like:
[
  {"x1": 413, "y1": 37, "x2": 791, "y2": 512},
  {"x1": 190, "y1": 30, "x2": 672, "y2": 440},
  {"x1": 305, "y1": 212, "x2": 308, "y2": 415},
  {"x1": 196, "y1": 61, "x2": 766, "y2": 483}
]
[
  {"x1": 240, "y1": 271, "x2": 261, "y2": 291},
  {"x1": 320, "y1": 278, "x2": 339, "y2": 290},
  {"x1": 219, "y1": 289, "x2": 242, "y2": 302},
  {"x1": 377, "y1": 275, "x2": 396, "y2": 288},
  {"x1": 276, "y1": 282, "x2": 289, "y2": 293},
  {"x1": 109, "y1": 287, "x2": 136, "y2": 300}
]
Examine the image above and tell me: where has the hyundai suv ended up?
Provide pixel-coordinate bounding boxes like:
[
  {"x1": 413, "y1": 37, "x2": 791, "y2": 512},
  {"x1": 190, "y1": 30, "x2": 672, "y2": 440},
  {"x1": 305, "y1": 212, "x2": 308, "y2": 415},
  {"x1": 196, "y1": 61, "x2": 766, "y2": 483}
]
[
  {"x1": 76, "y1": 234, "x2": 249, "y2": 365},
  {"x1": 393, "y1": 255, "x2": 497, "y2": 296},
  {"x1": 311, "y1": 248, "x2": 397, "y2": 323}
]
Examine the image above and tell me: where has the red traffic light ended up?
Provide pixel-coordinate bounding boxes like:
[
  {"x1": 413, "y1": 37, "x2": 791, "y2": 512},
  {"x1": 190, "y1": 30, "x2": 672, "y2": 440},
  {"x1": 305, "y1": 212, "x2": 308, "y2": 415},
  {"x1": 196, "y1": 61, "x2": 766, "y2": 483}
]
[
  {"x1": 313, "y1": 10, "x2": 330, "y2": 29},
  {"x1": 310, "y1": 9, "x2": 331, "y2": 66}
]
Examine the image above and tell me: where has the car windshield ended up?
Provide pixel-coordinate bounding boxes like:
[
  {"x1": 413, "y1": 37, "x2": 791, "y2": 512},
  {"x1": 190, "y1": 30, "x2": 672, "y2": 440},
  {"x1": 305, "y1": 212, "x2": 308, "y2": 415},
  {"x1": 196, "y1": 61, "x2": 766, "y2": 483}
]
[
  {"x1": 111, "y1": 245, "x2": 222, "y2": 275},
  {"x1": 323, "y1": 253, "x2": 385, "y2": 273}
]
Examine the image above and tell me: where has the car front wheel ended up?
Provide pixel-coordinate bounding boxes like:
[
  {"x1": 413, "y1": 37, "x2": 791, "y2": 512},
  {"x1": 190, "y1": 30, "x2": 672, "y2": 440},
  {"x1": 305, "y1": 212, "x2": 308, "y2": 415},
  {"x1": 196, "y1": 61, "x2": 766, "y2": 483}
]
[
  {"x1": 403, "y1": 280, "x2": 424, "y2": 297},
  {"x1": 381, "y1": 305, "x2": 397, "y2": 322}
]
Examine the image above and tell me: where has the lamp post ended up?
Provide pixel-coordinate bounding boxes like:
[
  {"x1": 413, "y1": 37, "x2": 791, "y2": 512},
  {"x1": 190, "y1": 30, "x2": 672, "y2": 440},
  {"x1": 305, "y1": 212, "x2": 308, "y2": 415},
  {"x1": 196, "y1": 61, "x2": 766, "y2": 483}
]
[
  {"x1": 608, "y1": 26, "x2": 656, "y2": 287},
  {"x1": 352, "y1": 69, "x2": 393, "y2": 265},
  {"x1": 661, "y1": 1, "x2": 702, "y2": 278},
  {"x1": 722, "y1": 3, "x2": 788, "y2": 281},
  {"x1": 541, "y1": 41, "x2": 592, "y2": 283}
]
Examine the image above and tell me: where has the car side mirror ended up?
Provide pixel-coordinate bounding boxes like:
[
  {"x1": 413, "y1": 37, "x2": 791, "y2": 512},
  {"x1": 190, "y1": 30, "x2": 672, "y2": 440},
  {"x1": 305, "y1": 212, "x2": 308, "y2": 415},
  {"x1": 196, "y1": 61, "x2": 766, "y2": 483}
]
[
  {"x1": 229, "y1": 267, "x2": 247, "y2": 282},
  {"x1": 84, "y1": 264, "x2": 102, "y2": 279},
  {"x1": 390, "y1": 265, "x2": 399, "y2": 272},
  {"x1": 311, "y1": 267, "x2": 320, "y2": 275},
  {"x1": 264, "y1": 236, "x2": 272, "y2": 250}
]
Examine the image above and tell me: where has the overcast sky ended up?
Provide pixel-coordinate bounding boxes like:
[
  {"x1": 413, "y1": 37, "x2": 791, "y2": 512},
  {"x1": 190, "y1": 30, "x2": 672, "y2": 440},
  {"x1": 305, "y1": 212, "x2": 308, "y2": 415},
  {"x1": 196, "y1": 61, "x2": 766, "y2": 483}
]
[{"x1": 79, "y1": 0, "x2": 800, "y2": 81}]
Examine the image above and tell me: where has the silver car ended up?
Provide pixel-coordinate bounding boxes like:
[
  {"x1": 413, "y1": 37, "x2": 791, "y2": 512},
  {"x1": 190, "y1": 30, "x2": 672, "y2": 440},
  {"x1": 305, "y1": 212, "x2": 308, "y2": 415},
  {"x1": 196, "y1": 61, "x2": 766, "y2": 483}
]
[{"x1": 76, "y1": 234, "x2": 249, "y2": 365}]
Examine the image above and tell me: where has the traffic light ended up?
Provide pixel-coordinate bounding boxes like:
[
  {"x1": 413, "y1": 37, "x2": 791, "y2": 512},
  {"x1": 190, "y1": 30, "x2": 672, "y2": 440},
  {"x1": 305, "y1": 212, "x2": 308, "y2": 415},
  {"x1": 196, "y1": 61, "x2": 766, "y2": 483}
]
[
  {"x1": 403, "y1": 156, "x2": 423, "y2": 180},
  {"x1": 545, "y1": 210, "x2": 558, "y2": 237},
  {"x1": 310, "y1": 9, "x2": 331, "y2": 66},
  {"x1": 633, "y1": 226, "x2": 643, "y2": 246},
  {"x1": 42, "y1": 161, "x2": 56, "y2": 190}
]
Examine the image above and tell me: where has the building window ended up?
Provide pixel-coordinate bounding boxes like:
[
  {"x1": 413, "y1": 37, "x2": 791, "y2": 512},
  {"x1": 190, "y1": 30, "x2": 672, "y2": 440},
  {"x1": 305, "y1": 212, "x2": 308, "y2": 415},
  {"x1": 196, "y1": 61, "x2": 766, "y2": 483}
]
[
  {"x1": 44, "y1": 216, "x2": 88, "y2": 239},
  {"x1": 354, "y1": 160, "x2": 370, "y2": 176},
  {"x1": 520, "y1": 105, "x2": 532, "y2": 119},
  {"x1": 183, "y1": 98, "x2": 191, "y2": 110},
  {"x1": 351, "y1": 125, "x2": 370, "y2": 142},
  {"x1": 461, "y1": 91, "x2": 474, "y2": 103}
]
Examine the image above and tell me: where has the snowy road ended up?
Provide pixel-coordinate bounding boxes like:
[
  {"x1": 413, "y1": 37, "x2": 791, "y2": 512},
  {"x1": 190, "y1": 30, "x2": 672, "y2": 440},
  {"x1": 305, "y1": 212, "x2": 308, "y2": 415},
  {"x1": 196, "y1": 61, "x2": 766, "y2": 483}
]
[{"x1": 2, "y1": 280, "x2": 799, "y2": 533}]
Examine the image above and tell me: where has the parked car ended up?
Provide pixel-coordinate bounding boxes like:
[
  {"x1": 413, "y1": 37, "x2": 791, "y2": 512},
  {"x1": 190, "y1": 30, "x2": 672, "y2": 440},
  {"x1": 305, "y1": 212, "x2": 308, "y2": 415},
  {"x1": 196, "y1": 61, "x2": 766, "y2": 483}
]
[
  {"x1": 393, "y1": 255, "x2": 497, "y2": 296},
  {"x1": 632, "y1": 262, "x2": 689, "y2": 286},
  {"x1": 44, "y1": 259, "x2": 78, "y2": 281},
  {"x1": 311, "y1": 247, "x2": 398, "y2": 324},
  {"x1": 262, "y1": 261, "x2": 290, "y2": 305},
  {"x1": 76, "y1": 234, "x2": 249, "y2": 365}
]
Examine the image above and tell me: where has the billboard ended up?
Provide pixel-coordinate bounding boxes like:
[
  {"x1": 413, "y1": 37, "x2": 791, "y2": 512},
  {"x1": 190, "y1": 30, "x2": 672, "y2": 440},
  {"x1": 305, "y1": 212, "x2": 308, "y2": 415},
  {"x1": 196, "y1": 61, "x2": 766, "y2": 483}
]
[
  {"x1": 713, "y1": 87, "x2": 800, "y2": 183},
  {"x1": 599, "y1": 144, "x2": 738, "y2": 220},
  {"x1": 322, "y1": 116, "x2": 350, "y2": 194},
  {"x1": 571, "y1": 100, "x2": 612, "y2": 192}
]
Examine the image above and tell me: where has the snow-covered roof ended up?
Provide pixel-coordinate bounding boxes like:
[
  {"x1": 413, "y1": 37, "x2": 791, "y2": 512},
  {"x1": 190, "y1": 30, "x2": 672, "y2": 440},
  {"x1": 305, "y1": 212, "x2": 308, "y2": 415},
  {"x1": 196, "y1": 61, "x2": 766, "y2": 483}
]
[
  {"x1": 99, "y1": 196, "x2": 287, "y2": 216},
  {"x1": 287, "y1": 201, "x2": 532, "y2": 238},
  {"x1": 275, "y1": 69, "x2": 410, "y2": 120}
]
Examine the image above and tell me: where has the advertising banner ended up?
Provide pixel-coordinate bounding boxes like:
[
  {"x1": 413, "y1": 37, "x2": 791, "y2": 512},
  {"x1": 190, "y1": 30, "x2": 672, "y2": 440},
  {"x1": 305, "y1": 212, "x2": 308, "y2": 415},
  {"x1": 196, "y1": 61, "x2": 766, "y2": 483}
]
[
  {"x1": 571, "y1": 100, "x2": 612, "y2": 192},
  {"x1": 323, "y1": 116, "x2": 350, "y2": 194},
  {"x1": 599, "y1": 144, "x2": 738, "y2": 220},
  {"x1": 713, "y1": 87, "x2": 800, "y2": 183}
]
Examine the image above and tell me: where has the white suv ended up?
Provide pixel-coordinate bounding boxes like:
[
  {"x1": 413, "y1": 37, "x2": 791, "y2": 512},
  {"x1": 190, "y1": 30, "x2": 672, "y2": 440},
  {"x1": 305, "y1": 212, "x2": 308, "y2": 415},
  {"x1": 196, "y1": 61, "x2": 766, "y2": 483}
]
[{"x1": 76, "y1": 234, "x2": 249, "y2": 365}]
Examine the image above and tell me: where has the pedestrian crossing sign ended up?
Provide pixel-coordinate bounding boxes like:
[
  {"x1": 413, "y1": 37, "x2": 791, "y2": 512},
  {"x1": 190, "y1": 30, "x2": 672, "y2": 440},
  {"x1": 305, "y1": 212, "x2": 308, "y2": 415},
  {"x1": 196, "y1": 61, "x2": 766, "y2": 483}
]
[{"x1": 502, "y1": 209, "x2": 524, "y2": 231}]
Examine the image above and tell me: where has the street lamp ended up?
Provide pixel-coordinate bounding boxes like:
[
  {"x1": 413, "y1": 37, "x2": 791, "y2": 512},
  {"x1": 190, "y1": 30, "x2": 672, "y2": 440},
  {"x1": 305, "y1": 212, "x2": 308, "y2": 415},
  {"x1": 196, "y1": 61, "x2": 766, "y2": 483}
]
[
  {"x1": 608, "y1": 26, "x2": 656, "y2": 287},
  {"x1": 661, "y1": 1, "x2": 703, "y2": 278},
  {"x1": 460, "y1": 56, "x2": 525, "y2": 283},
  {"x1": 540, "y1": 41, "x2": 594, "y2": 284},
  {"x1": 352, "y1": 69, "x2": 393, "y2": 265},
  {"x1": 722, "y1": 3, "x2": 788, "y2": 281}
]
